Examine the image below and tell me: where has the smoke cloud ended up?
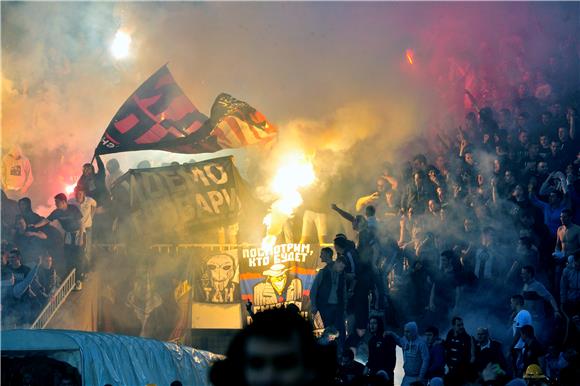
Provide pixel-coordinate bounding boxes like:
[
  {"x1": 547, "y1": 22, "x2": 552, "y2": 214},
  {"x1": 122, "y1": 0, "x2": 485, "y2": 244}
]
[
  {"x1": 3, "y1": 1, "x2": 579, "y2": 350},
  {"x1": 3, "y1": 2, "x2": 577, "y2": 207}
]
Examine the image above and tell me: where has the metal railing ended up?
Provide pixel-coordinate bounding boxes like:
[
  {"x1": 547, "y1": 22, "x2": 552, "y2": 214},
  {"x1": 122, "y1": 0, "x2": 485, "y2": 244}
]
[
  {"x1": 30, "y1": 269, "x2": 76, "y2": 329},
  {"x1": 93, "y1": 242, "x2": 334, "y2": 254}
]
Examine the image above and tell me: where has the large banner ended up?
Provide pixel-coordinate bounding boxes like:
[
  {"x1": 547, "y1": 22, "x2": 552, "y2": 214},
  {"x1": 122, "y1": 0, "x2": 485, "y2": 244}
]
[
  {"x1": 239, "y1": 243, "x2": 320, "y2": 320},
  {"x1": 110, "y1": 156, "x2": 243, "y2": 241}
]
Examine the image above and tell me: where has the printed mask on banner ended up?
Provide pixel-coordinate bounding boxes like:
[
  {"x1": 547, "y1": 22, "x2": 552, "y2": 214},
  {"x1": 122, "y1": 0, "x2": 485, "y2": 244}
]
[{"x1": 199, "y1": 252, "x2": 240, "y2": 303}]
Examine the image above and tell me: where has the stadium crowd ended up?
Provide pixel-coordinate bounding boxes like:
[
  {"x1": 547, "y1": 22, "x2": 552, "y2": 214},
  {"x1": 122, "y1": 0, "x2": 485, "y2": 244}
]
[
  {"x1": 2, "y1": 33, "x2": 580, "y2": 386},
  {"x1": 299, "y1": 37, "x2": 580, "y2": 386}
]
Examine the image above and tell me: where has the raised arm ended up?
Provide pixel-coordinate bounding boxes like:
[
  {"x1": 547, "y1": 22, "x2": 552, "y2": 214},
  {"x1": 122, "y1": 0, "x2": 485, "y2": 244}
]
[
  {"x1": 538, "y1": 172, "x2": 555, "y2": 197},
  {"x1": 384, "y1": 330, "x2": 402, "y2": 346},
  {"x1": 331, "y1": 203, "x2": 355, "y2": 223},
  {"x1": 13, "y1": 262, "x2": 40, "y2": 298},
  {"x1": 95, "y1": 153, "x2": 105, "y2": 176},
  {"x1": 355, "y1": 193, "x2": 379, "y2": 212}
]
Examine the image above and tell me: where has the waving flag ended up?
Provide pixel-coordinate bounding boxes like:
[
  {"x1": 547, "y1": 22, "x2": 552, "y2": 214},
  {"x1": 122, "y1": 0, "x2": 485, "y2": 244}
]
[
  {"x1": 96, "y1": 66, "x2": 277, "y2": 155},
  {"x1": 208, "y1": 93, "x2": 277, "y2": 149}
]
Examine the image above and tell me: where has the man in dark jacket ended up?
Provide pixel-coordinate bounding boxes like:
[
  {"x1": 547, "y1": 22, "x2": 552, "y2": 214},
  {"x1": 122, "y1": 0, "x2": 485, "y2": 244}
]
[
  {"x1": 33, "y1": 253, "x2": 59, "y2": 305},
  {"x1": 473, "y1": 327, "x2": 507, "y2": 376},
  {"x1": 310, "y1": 249, "x2": 346, "y2": 337},
  {"x1": 425, "y1": 326, "x2": 445, "y2": 380},
  {"x1": 338, "y1": 349, "x2": 365, "y2": 384},
  {"x1": 366, "y1": 316, "x2": 397, "y2": 385},
  {"x1": 35, "y1": 194, "x2": 83, "y2": 289},
  {"x1": 519, "y1": 324, "x2": 545, "y2": 376},
  {"x1": 445, "y1": 316, "x2": 474, "y2": 385}
]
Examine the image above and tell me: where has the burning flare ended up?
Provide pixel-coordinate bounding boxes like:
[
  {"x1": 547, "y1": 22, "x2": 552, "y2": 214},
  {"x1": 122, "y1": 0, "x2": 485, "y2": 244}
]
[
  {"x1": 261, "y1": 152, "x2": 316, "y2": 251},
  {"x1": 405, "y1": 48, "x2": 414, "y2": 65}
]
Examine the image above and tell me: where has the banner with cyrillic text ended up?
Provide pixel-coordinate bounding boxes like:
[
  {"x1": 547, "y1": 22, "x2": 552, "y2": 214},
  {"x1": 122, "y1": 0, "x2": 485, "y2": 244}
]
[
  {"x1": 110, "y1": 156, "x2": 241, "y2": 241},
  {"x1": 239, "y1": 243, "x2": 319, "y2": 322}
]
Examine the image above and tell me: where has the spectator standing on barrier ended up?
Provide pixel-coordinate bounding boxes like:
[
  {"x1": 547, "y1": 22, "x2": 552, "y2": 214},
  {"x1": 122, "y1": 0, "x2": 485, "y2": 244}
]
[{"x1": 69, "y1": 187, "x2": 96, "y2": 269}]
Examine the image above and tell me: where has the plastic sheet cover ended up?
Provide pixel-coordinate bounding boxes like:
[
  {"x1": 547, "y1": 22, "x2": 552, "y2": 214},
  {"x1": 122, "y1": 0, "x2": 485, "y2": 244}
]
[{"x1": 2, "y1": 330, "x2": 222, "y2": 386}]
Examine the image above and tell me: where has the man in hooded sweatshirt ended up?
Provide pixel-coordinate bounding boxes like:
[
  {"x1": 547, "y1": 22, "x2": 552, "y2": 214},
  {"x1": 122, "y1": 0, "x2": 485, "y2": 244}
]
[
  {"x1": 386, "y1": 321, "x2": 429, "y2": 386},
  {"x1": 2, "y1": 145, "x2": 33, "y2": 200}
]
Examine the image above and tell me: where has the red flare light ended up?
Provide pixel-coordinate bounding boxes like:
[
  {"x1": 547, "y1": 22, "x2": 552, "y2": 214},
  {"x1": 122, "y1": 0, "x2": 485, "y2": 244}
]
[{"x1": 406, "y1": 49, "x2": 414, "y2": 65}]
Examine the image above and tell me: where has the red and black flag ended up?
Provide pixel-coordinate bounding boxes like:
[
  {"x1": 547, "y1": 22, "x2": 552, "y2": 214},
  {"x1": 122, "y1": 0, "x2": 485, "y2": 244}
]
[
  {"x1": 96, "y1": 66, "x2": 277, "y2": 155},
  {"x1": 96, "y1": 65, "x2": 213, "y2": 154},
  {"x1": 207, "y1": 93, "x2": 277, "y2": 149}
]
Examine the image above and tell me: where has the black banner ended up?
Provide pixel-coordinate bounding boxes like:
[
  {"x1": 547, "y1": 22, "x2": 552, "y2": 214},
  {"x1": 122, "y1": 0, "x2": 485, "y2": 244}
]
[{"x1": 110, "y1": 157, "x2": 242, "y2": 241}]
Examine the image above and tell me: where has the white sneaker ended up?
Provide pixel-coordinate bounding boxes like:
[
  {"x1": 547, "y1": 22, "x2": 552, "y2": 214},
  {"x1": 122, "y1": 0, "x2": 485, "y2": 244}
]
[{"x1": 74, "y1": 280, "x2": 83, "y2": 291}]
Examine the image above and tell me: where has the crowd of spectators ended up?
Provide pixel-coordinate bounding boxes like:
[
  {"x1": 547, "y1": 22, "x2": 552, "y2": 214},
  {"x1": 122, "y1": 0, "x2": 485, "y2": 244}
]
[
  {"x1": 2, "y1": 29, "x2": 580, "y2": 386},
  {"x1": 0, "y1": 155, "x2": 109, "y2": 328},
  {"x1": 301, "y1": 40, "x2": 580, "y2": 386}
]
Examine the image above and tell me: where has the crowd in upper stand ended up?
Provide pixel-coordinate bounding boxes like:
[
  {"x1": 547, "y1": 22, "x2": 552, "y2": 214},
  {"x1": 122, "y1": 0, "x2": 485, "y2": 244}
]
[
  {"x1": 2, "y1": 31, "x2": 580, "y2": 386},
  {"x1": 301, "y1": 40, "x2": 580, "y2": 386}
]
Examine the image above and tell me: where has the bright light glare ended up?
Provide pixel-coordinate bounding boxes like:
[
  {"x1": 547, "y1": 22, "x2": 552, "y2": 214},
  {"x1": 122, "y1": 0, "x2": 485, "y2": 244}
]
[
  {"x1": 271, "y1": 154, "x2": 316, "y2": 196},
  {"x1": 261, "y1": 152, "x2": 316, "y2": 249},
  {"x1": 110, "y1": 30, "x2": 131, "y2": 59},
  {"x1": 65, "y1": 184, "x2": 76, "y2": 195}
]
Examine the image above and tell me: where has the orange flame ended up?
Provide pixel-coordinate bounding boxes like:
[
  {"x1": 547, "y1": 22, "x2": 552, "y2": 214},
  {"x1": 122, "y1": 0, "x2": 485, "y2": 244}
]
[{"x1": 405, "y1": 49, "x2": 414, "y2": 65}]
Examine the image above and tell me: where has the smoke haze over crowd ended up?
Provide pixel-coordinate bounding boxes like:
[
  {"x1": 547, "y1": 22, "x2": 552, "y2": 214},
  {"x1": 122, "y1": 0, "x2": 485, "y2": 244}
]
[
  {"x1": 3, "y1": 2, "x2": 578, "y2": 206},
  {"x1": 3, "y1": 5, "x2": 580, "y2": 384}
]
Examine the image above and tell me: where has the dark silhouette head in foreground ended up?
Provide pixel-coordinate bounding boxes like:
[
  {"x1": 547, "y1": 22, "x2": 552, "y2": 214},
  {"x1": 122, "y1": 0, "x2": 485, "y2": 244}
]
[{"x1": 210, "y1": 307, "x2": 335, "y2": 386}]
